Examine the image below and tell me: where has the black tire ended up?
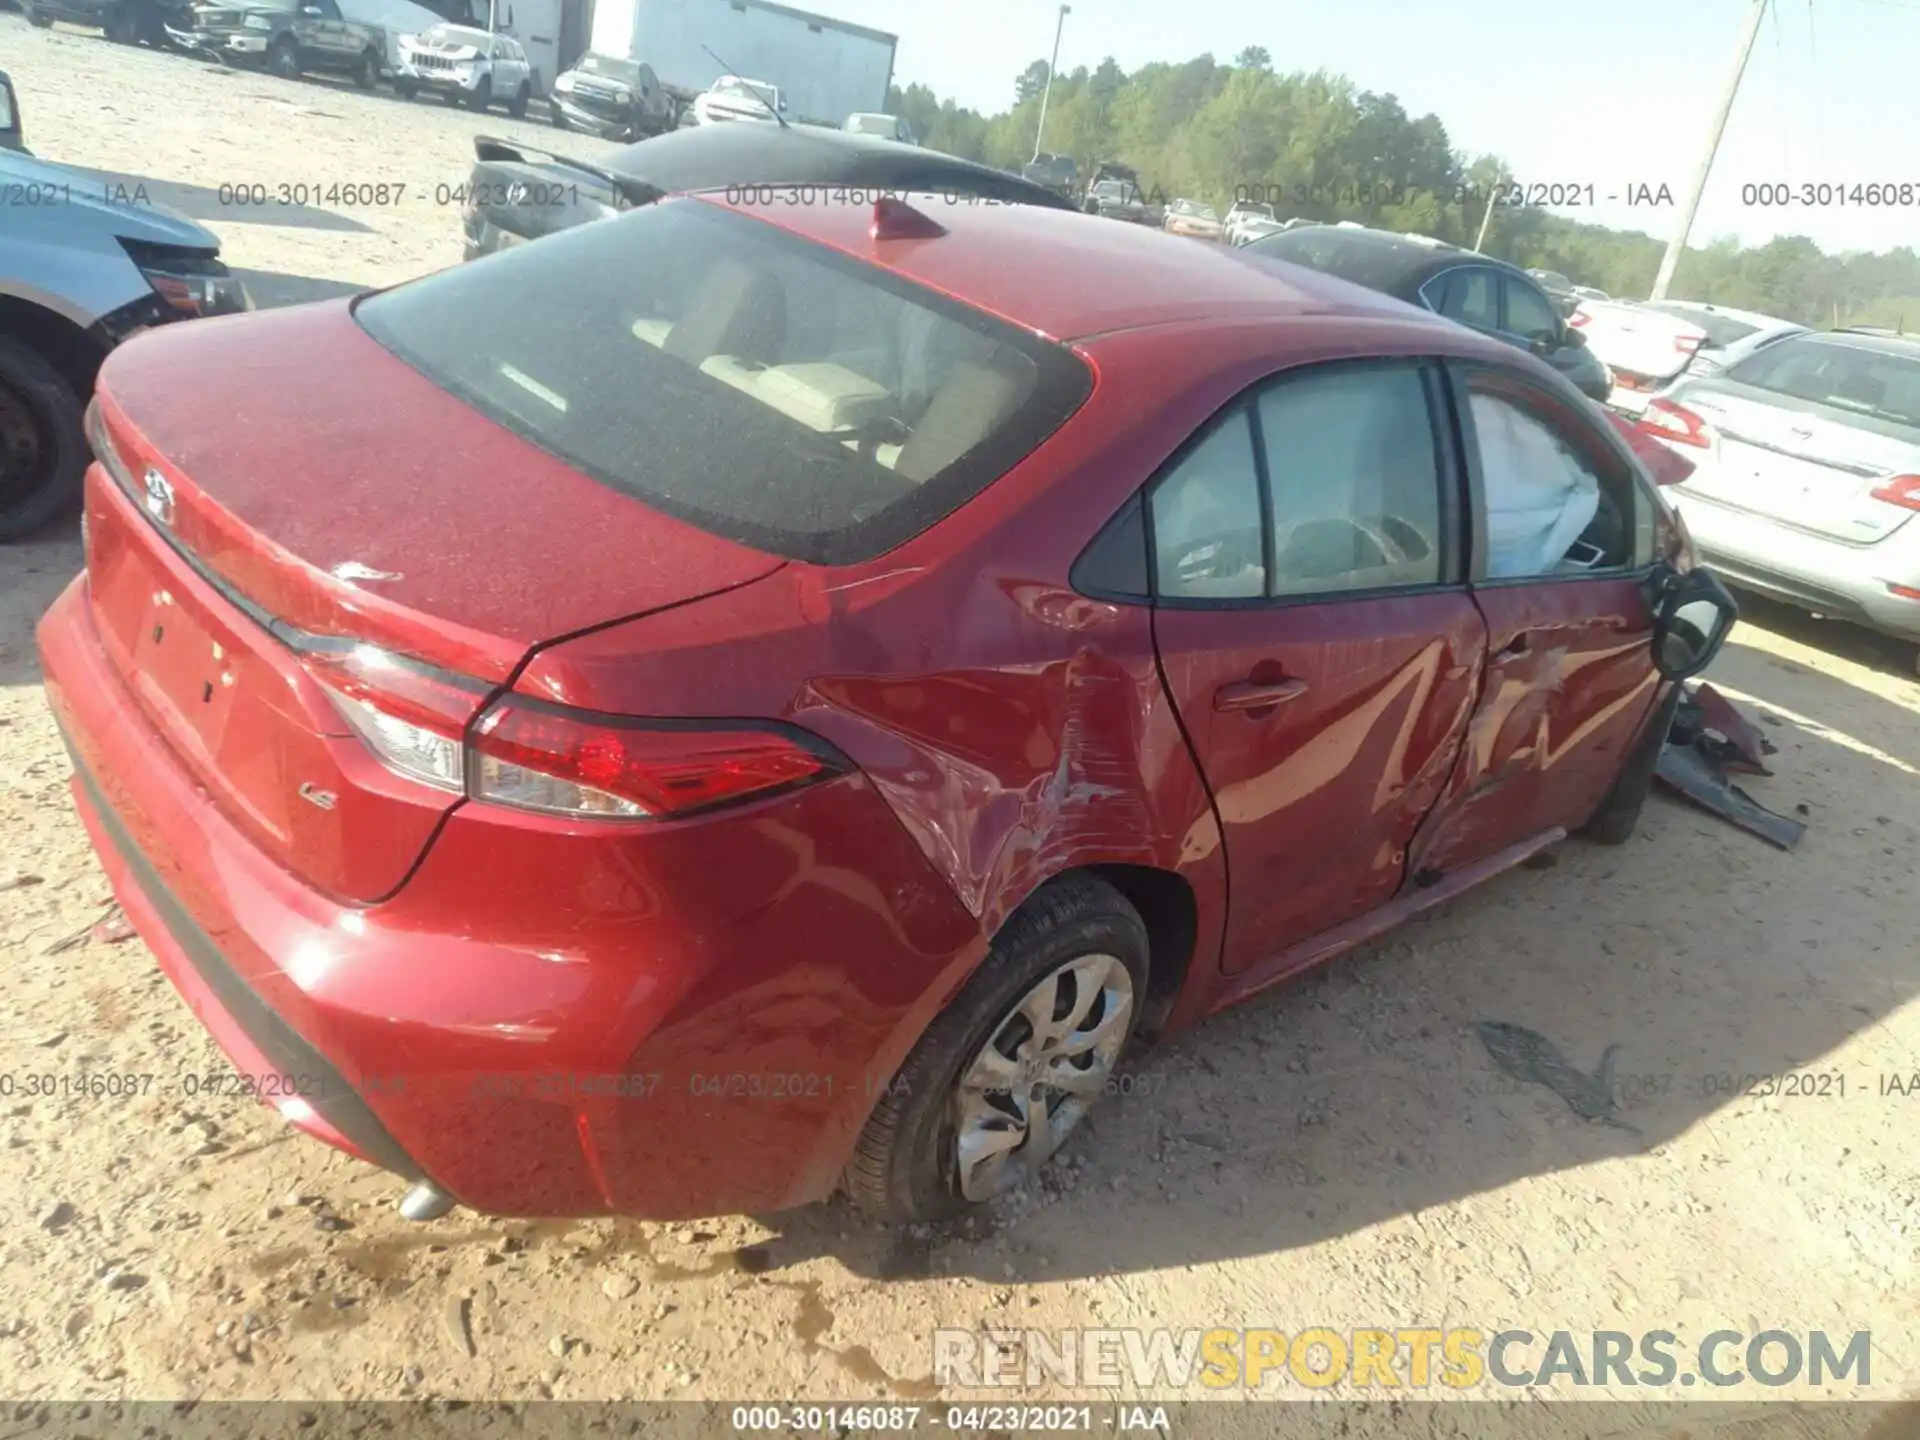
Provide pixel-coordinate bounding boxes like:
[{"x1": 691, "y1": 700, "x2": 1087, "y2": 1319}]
[
  {"x1": 352, "y1": 47, "x2": 378, "y2": 89},
  {"x1": 843, "y1": 875, "x2": 1150, "y2": 1224},
  {"x1": 507, "y1": 81, "x2": 529, "y2": 118},
  {"x1": 549, "y1": 105, "x2": 567, "y2": 129},
  {"x1": 26, "y1": 3, "x2": 54, "y2": 26},
  {"x1": 1578, "y1": 681, "x2": 1685, "y2": 845},
  {"x1": 0, "y1": 338, "x2": 88, "y2": 544},
  {"x1": 267, "y1": 34, "x2": 300, "y2": 79},
  {"x1": 466, "y1": 75, "x2": 491, "y2": 112}
]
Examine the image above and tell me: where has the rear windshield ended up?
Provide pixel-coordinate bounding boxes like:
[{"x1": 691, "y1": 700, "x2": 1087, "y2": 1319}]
[
  {"x1": 354, "y1": 198, "x2": 1092, "y2": 565},
  {"x1": 578, "y1": 54, "x2": 642, "y2": 83},
  {"x1": 1247, "y1": 229, "x2": 1416, "y2": 291},
  {"x1": 1645, "y1": 303, "x2": 1760, "y2": 349},
  {"x1": 1726, "y1": 336, "x2": 1920, "y2": 430}
]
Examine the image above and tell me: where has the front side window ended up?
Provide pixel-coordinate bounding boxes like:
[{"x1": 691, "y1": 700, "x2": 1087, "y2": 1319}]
[
  {"x1": 1256, "y1": 365, "x2": 1445, "y2": 595},
  {"x1": 1460, "y1": 368, "x2": 1645, "y2": 578},
  {"x1": 355, "y1": 198, "x2": 1091, "y2": 565}
]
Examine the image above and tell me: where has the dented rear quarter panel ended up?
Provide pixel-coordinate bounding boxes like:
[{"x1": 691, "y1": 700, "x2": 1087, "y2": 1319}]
[{"x1": 511, "y1": 312, "x2": 1542, "y2": 1038}]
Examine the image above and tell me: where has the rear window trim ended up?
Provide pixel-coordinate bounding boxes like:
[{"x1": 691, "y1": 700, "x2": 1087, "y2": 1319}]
[{"x1": 353, "y1": 199, "x2": 1096, "y2": 568}]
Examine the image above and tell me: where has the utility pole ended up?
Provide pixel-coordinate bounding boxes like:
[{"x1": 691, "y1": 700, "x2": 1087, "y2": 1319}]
[
  {"x1": 1032, "y1": 4, "x2": 1071, "y2": 163},
  {"x1": 1472, "y1": 187, "x2": 1499, "y2": 253},
  {"x1": 1650, "y1": 0, "x2": 1770, "y2": 300}
]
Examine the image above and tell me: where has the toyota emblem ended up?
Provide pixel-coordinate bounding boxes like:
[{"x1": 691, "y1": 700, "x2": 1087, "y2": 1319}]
[{"x1": 142, "y1": 468, "x2": 175, "y2": 527}]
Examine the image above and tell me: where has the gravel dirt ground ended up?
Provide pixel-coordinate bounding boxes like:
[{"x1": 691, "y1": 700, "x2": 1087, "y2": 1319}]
[{"x1": 3, "y1": 18, "x2": 1920, "y2": 1421}]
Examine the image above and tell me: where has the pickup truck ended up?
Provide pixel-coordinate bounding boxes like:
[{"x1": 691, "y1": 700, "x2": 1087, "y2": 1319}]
[
  {"x1": 24, "y1": 0, "x2": 190, "y2": 45},
  {"x1": 168, "y1": 0, "x2": 387, "y2": 86}
]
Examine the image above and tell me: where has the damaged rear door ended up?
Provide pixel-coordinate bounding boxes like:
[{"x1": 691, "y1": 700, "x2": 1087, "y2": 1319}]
[
  {"x1": 1147, "y1": 359, "x2": 1486, "y2": 975},
  {"x1": 1407, "y1": 360, "x2": 1665, "y2": 877}
]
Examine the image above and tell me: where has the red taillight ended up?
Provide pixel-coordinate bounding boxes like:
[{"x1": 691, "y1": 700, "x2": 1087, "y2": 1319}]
[
  {"x1": 305, "y1": 647, "x2": 843, "y2": 819},
  {"x1": 469, "y1": 698, "x2": 842, "y2": 820},
  {"x1": 302, "y1": 645, "x2": 488, "y2": 793},
  {"x1": 1567, "y1": 311, "x2": 1590, "y2": 328},
  {"x1": 1868, "y1": 474, "x2": 1920, "y2": 512},
  {"x1": 1674, "y1": 333, "x2": 1705, "y2": 355},
  {"x1": 1637, "y1": 397, "x2": 1713, "y2": 449}
]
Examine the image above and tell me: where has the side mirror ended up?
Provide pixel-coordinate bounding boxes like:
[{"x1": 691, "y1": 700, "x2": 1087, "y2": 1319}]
[{"x1": 1652, "y1": 565, "x2": 1739, "y2": 680}]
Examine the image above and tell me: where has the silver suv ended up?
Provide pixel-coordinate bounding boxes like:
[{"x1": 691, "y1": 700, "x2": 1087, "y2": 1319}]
[{"x1": 1, "y1": 138, "x2": 250, "y2": 539}]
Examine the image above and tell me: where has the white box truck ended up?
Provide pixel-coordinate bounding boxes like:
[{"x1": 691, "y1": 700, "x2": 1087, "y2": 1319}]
[{"x1": 587, "y1": 0, "x2": 896, "y2": 128}]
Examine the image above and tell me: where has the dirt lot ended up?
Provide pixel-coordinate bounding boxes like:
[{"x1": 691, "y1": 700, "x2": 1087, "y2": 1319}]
[{"x1": 4, "y1": 17, "x2": 1920, "y2": 1418}]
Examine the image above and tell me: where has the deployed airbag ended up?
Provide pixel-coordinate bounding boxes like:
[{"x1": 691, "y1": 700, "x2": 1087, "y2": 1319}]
[{"x1": 1470, "y1": 392, "x2": 1601, "y2": 576}]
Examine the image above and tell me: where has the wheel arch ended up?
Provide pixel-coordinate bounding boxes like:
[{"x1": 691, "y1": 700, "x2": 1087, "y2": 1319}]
[{"x1": 0, "y1": 294, "x2": 111, "y2": 402}]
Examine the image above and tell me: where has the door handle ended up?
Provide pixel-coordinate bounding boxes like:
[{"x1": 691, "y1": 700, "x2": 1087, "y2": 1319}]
[
  {"x1": 1494, "y1": 633, "x2": 1530, "y2": 660},
  {"x1": 1215, "y1": 677, "x2": 1309, "y2": 712}
]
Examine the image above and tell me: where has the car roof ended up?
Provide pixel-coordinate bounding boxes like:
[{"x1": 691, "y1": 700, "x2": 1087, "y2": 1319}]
[
  {"x1": 603, "y1": 124, "x2": 1075, "y2": 209},
  {"x1": 1245, "y1": 224, "x2": 1502, "y2": 293},
  {"x1": 693, "y1": 188, "x2": 1524, "y2": 348},
  {"x1": 1792, "y1": 330, "x2": 1920, "y2": 358}
]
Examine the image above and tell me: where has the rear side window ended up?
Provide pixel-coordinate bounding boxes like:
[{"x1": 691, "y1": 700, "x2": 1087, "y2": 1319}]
[
  {"x1": 1725, "y1": 338, "x2": 1920, "y2": 431},
  {"x1": 1256, "y1": 366, "x2": 1444, "y2": 595},
  {"x1": 1149, "y1": 413, "x2": 1265, "y2": 599},
  {"x1": 355, "y1": 199, "x2": 1091, "y2": 564},
  {"x1": 1141, "y1": 362, "x2": 1453, "y2": 604},
  {"x1": 1427, "y1": 267, "x2": 1498, "y2": 329}
]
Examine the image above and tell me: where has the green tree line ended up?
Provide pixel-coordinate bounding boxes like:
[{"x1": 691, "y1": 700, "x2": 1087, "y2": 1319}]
[{"x1": 887, "y1": 51, "x2": 1920, "y2": 330}]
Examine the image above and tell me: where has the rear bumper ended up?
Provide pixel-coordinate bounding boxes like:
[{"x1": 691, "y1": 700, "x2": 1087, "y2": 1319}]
[
  {"x1": 1667, "y1": 488, "x2": 1920, "y2": 639},
  {"x1": 37, "y1": 574, "x2": 985, "y2": 1219}
]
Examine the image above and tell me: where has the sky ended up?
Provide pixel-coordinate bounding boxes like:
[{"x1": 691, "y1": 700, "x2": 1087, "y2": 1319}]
[{"x1": 807, "y1": 0, "x2": 1920, "y2": 255}]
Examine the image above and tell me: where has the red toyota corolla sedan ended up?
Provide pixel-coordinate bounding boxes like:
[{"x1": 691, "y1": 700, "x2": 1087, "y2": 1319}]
[{"x1": 37, "y1": 189, "x2": 1737, "y2": 1225}]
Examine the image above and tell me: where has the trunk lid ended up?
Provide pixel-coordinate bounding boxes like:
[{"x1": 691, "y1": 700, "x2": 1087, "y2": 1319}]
[
  {"x1": 1674, "y1": 383, "x2": 1920, "y2": 543},
  {"x1": 87, "y1": 302, "x2": 784, "y2": 901},
  {"x1": 1572, "y1": 299, "x2": 1707, "y2": 389}
]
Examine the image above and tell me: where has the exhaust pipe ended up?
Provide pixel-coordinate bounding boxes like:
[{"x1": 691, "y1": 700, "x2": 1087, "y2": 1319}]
[{"x1": 398, "y1": 1180, "x2": 458, "y2": 1222}]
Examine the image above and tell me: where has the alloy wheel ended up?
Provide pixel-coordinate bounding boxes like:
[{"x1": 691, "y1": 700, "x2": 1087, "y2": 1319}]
[{"x1": 950, "y1": 953, "x2": 1133, "y2": 1202}]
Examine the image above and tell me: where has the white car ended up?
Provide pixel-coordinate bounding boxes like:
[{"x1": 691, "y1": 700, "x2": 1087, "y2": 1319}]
[
  {"x1": 1641, "y1": 329, "x2": 1920, "y2": 664},
  {"x1": 1229, "y1": 216, "x2": 1286, "y2": 246},
  {"x1": 844, "y1": 112, "x2": 917, "y2": 145},
  {"x1": 1643, "y1": 300, "x2": 1809, "y2": 382},
  {"x1": 1221, "y1": 200, "x2": 1276, "y2": 245},
  {"x1": 1572, "y1": 298, "x2": 1807, "y2": 416},
  {"x1": 693, "y1": 75, "x2": 787, "y2": 125},
  {"x1": 396, "y1": 24, "x2": 533, "y2": 115}
]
